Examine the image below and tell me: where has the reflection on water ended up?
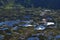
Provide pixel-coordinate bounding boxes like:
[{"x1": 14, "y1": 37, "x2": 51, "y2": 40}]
[
  {"x1": 27, "y1": 37, "x2": 39, "y2": 40},
  {"x1": 0, "y1": 20, "x2": 20, "y2": 26}
]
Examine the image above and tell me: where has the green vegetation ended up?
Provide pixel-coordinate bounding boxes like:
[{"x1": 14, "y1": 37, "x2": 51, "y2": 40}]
[{"x1": 0, "y1": 0, "x2": 60, "y2": 40}]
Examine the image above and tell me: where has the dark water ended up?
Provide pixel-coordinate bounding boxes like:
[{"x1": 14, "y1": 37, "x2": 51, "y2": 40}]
[
  {"x1": 0, "y1": 0, "x2": 60, "y2": 9},
  {"x1": 15, "y1": 0, "x2": 60, "y2": 10}
]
